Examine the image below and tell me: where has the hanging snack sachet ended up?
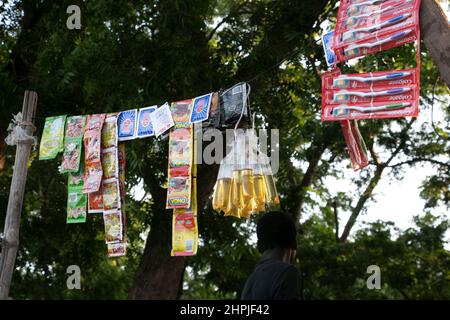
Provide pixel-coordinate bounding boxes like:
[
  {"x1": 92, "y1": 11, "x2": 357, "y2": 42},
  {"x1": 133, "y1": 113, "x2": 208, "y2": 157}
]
[
  {"x1": 82, "y1": 114, "x2": 105, "y2": 193},
  {"x1": 39, "y1": 115, "x2": 67, "y2": 160},
  {"x1": 60, "y1": 116, "x2": 86, "y2": 173}
]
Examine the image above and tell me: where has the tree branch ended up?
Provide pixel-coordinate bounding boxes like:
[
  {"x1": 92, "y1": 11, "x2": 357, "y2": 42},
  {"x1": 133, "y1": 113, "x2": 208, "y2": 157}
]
[
  {"x1": 333, "y1": 200, "x2": 339, "y2": 242},
  {"x1": 206, "y1": 17, "x2": 230, "y2": 42},
  {"x1": 234, "y1": 0, "x2": 330, "y2": 88},
  {"x1": 339, "y1": 164, "x2": 384, "y2": 242},
  {"x1": 369, "y1": 143, "x2": 382, "y2": 165},
  {"x1": 339, "y1": 119, "x2": 415, "y2": 242},
  {"x1": 305, "y1": 51, "x2": 322, "y2": 86},
  {"x1": 293, "y1": 144, "x2": 327, "y2": 229},
  {"x1": 384, "y1": 119, "x2": 416, "y2": 166},
  {"x1": 388, "y1": 157, "x2": 450, "y2": 169}
]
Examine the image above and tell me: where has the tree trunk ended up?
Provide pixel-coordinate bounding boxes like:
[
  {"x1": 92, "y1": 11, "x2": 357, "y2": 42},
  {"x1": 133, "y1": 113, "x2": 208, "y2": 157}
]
[
  {"x1": 129, "y1": 157, "x2": 219, "y2": 299},
  {"x1": 1, "y1": 2, "x2": 49, "y2": 174},
  {"x1": 5, "y1": 1, "x2": 50, "y2": 87},
  {"x1": 420, "y1": 0, "x2": 450, "y2": 88},
  {"x1": 128, "y1": 197, "x2": 186, "y2": 300}
]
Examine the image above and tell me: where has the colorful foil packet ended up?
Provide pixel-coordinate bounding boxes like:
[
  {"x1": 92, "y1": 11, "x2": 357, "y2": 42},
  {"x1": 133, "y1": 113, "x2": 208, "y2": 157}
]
[
  {"x1": 102, "y1": 115, "x2": 119, "y2": 149},
  {"x1": 101, "y1": 114, "x2": 119, "y2": 183},
  {"x1": 107, "y1": 242, "x2": 127, "y2": 258},
  {"x1": 137, "y1": 106, "x2": 157, "y2": 138},
  {"x1": 172, "y1": 133, "x2": 198, "y2": 256},
  {"x1": 101, "y1": 148, "x2": 118, "y2": 180},
  {"x1": 60, "y1": 116, "x2": 86, "y2": 173},
  {"x1": 107, "y1": 143, "x2": 127, "y2": 258},
  {"x1": 99, "y1": 115, "x2": 125, "y2": 249},
  {"x1": 101, "y1": 114, "x2": 120, "y2": 211},
  {"x1": 103, "y1": 210, "x2": 123, "y2": 244},
  {"x1": 169, "y1": 129, "x2": 193, "y2": 167},
  {"x1": 189, "y1": 93, "x2": 212, "y2": 124},
  {"x1": 64, "y1": 115, "x2": 86, "y2": 139},
  {"x1": 83, "y1": 162, "x2": 103, "y2": 194},
  {"x1": 166, "y1": 100, "x2": 193, "y2": 209},
  {"x1": 67, "y1": 167, "x2": 87, "y2": 223},
  {"x1": 171, "y1": 212, "x2": 198, "y2": 256},
  {"x1": 150, "y1": 103, "x2": 175, "y2": 137},
  {"x1": 39, "y1": 115, "x2": 67, "y2": 160},
  {"x1": 171, "y1": 100, "x2": 192, "y2": 127},
  {"x1": 322, "y1": 30, "x2": 336, "y2": 67},
  {"x1": 82, "y1": 114, "x2": 105, "y2": 194},
  {"x1": 88, "y1": 189, "x2": 103, "y2": 213},
  {"x1": 201, "y1": 92, "x2": 220, "y2": 129},
  {"x1": 102, "y1": 178, "x2": 120, "y2": 211},
  {"x1": 167, "y1": 175, "x2": 191, "y2": 208},
  {"x1": 118, "y1": 109, "x2": 137, "y2": 141}
]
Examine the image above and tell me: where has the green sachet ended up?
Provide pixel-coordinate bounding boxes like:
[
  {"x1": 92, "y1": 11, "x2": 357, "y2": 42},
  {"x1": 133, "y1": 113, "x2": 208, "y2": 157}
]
[
  {"x1": 67, "y1": 166, "x2": 87, "y2": 224},
  {"x1": 39, "y1": 115, "x2": 67, "y2": 160}
]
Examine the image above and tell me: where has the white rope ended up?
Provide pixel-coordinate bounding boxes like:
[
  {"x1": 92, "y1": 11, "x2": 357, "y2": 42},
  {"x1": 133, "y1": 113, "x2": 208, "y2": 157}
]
[
  {"x1": 4, "y1": 112, "x2": 37, "y2": 149},
  {"x1": 234, "y1": 83, "x2": 252, "y2": 132}
]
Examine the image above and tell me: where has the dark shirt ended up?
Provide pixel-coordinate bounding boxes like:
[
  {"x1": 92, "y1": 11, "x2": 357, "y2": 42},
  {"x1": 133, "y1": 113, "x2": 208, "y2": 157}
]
[{"x1": 240, "y1": 257, "x2": 299, "y2": 300}]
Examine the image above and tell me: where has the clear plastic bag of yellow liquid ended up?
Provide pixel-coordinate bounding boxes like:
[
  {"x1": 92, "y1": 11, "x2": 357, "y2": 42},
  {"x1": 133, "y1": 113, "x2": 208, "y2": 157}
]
[
  {"x1": 212, "y1": 177, "x2": 232, "y2": 211},
  {"x1": 212, "y1": 153, "x2": 233, "y2": 213},
  {"x1": 231, "y1": 130, "x2": 256, "y2": 212},
  {"x1": 252, "y1": 164, "x2": 266, "y2": 213},
  {"x1": 231, "y1": 169, "x2": 245, "y2": 209},
  {"x1": 212, "y1": 129, "x2": 280, "y2": 218},
  {"x1": 259, "y1": 152, "x2": 280, "y2": 209}
]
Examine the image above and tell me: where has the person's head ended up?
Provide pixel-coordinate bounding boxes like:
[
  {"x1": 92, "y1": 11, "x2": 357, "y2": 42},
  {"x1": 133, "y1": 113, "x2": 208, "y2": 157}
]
[{"x1": 256, "y1": 211, "x2": 297, "y2": 263}]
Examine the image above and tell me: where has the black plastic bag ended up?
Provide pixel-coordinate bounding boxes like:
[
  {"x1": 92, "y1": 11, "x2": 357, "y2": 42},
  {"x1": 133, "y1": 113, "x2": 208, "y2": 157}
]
[{"x1": 218, "y1": 82, "x2": 251, "y2": 128}]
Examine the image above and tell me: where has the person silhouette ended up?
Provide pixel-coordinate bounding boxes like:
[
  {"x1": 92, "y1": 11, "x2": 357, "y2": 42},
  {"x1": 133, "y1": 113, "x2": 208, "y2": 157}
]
[{"x1": 241, "y1": 211, "x2": 299, "y2": 300}]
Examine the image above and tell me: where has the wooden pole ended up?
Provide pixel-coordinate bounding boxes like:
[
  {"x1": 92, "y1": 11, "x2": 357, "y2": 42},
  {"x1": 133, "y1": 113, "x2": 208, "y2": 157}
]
[{"x1": 0, "y1": 90, "x2": 38, "y2": 300}]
